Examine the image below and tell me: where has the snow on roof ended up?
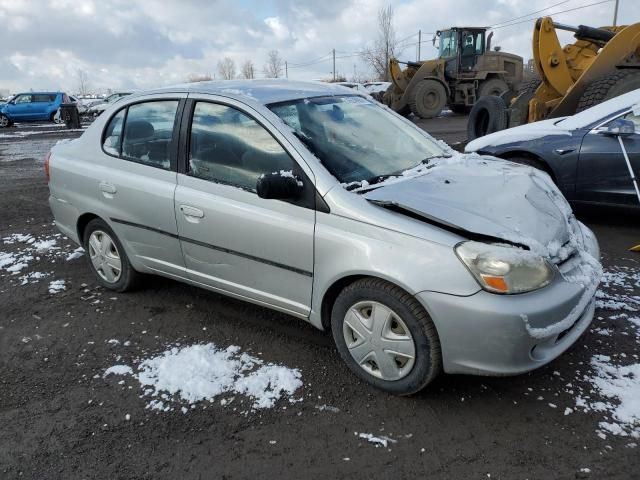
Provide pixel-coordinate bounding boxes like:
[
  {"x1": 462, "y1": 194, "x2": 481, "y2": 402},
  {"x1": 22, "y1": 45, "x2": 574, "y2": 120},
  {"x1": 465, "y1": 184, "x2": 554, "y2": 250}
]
[
  {"x1": 145, "y1": 79, "x2": 363, "y2": 105},
  {"x1": 558, "y1": 88, "x2": 640, "y2": 130}
]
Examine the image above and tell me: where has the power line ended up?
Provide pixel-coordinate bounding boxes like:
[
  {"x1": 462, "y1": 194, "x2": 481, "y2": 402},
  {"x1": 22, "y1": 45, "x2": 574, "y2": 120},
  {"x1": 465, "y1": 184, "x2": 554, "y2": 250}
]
[
  {"x1": 490, "y1": 0, "x2": 614, "y2": 30},
  {"x1": 488, "y1": 0, "x2": 573, "y2": 28},
  {"x1": 288, "y1": 51, "x2": 333, "y2": 68}
]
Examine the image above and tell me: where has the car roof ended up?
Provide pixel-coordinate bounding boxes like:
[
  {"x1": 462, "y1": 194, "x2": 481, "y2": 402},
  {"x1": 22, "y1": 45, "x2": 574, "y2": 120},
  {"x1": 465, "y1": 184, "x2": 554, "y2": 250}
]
[
  {"x1": 16, "y1": 91, "x2": 62, "y2": 95},
  {"x1": 143, "y1": 79, "x2": 362, "y2": 105}
]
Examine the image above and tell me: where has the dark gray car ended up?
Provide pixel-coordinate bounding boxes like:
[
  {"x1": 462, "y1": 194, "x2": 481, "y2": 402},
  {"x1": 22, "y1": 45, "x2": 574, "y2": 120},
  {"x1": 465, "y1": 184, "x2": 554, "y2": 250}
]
[{"x1": 465, "y1": 89, "x2": 640, "y2": 208}]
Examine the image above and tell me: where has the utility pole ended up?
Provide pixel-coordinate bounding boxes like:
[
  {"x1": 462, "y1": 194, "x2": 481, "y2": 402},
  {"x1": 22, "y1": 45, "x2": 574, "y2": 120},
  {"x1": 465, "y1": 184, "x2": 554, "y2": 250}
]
[
  {"x1": 418, "y1": 30, "x2": 421, "y2": 61},
  {"x1": 332, "y1": 49, "x2": 336, "y2": 81},
  {"x1": 613, "y1": 0, "x2": 620, "y2": 26},
  {"x1": 285, "y1": 61, "x2": 288, "y2": 79}
]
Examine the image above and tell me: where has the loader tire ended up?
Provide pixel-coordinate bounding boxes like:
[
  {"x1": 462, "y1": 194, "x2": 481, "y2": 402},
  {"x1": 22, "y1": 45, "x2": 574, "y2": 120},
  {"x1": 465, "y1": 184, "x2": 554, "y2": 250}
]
[
  {"x1": 507, "y1": 78, "x2": 542, "y2": 128},
  {"x1": 467, "y1": 95, "x2": 508, "y2": 141},
  {"x1": 409, "y1": 80, "x2": 447, "y2": 119},
  {"x1": 577, "y1": 70, "x2": 640, "y2": 112},
  {"x1": 383, "y1": 85, "x2": 410, "y2": 116},
  {"x1": 518, "y1": 77, "x2": 541, "y2": 96},
  {"x1": 477, "y1": 78, "x2": 509, "y2": 98}
]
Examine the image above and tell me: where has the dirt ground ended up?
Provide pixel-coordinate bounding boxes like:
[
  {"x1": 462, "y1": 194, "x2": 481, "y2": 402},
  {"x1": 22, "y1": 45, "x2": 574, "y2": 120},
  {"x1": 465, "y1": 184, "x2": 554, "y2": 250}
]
[{"x1": 1, "y1": 116, "x2": 639, "y2": 480}]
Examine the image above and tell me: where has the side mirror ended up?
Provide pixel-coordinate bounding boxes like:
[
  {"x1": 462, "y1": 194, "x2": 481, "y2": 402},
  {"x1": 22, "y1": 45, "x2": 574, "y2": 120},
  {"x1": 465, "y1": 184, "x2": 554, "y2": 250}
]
[
  {"x1": 256, "y1": 172, "x2": 303, "y2": 200},
  {"x1": 599, "y1": 118, "x2": 635, "y2": 137}
]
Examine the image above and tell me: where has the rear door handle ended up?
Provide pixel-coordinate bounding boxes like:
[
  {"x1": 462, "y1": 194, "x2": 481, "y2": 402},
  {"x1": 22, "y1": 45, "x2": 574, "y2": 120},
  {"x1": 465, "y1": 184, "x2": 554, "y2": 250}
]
[
  {"x1": 99, "y1": 182, "x2": 117, "y2": 194},
  {"x1": 180, "y1": 205, "x2": 204, "y2": 218}
]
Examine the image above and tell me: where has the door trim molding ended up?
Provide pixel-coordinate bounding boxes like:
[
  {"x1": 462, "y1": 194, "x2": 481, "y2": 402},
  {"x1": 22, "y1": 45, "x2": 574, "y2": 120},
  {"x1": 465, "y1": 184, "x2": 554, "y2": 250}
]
[{"x1": 110, "y1": 217, "x2": 313, "y2": 277}]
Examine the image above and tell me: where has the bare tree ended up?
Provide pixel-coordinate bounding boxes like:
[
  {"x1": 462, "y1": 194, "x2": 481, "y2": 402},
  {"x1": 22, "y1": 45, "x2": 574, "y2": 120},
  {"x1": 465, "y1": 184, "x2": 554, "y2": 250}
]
[
  {"x1": 240, "y1": 60, "x2": 255, "y2": 79},
  {"x1": 186, "y1": 73, "x2": 213, "y2": 83},
  {"x1": 77, "y1": 69, "x2": 90, "y2": 96},
  {"x1": 263, "y1": 50, "x2": 284, "y2": 78},
  {"x1": 217, "y1": 57, "x2": 236, "y2": 80},
  {"x1": 361, "y1": 5, "x2": 402, "y2": 81}
]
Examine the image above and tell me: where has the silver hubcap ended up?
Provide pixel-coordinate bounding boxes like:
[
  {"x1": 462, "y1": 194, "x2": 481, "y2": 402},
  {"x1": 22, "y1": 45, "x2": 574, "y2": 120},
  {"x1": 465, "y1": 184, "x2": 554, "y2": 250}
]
[
  {"x1": 342, "y1": 301, "x2": 416, "y2": 381},
  {"x1": 88, "y1": 230, "x2": 122, "y2": 283},
  {"x1": 0, "y1": 116, "x2": 8, "y2": 127}
]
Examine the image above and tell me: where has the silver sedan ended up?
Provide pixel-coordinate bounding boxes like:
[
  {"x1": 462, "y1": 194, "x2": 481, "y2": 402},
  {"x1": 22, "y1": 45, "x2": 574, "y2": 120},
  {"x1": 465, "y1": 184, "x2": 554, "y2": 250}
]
[{"x1": 46, "y1": 80, "x2": 601, "y2": 395}]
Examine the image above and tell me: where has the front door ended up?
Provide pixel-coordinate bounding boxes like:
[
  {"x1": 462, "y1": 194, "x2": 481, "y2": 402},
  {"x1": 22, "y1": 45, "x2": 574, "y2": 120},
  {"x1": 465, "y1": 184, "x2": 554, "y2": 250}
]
[
  {"x1": 8, "y1": 94, "x2": 34, "y2": 121},
  {"x1": 576, "y1": 110, "x2": 640, "y2": 206},
  {"x1": 174, "y1": 97, "x2": 315, "y2": 317}
]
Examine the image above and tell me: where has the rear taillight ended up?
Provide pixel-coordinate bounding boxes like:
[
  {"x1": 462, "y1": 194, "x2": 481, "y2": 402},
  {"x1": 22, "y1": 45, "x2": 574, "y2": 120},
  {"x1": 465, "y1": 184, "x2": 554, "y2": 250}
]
[{"x1": 44, "y1": 151, "x2": 51, "y2": 182}]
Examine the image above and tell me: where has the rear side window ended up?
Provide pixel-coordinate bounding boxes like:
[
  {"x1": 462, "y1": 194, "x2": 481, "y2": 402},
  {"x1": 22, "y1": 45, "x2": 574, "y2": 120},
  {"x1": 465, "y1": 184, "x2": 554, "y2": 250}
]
[
  {"x1": 102, "y1": 100, "x2": 179, "y2": 170},
  {"x1": 103, "y1": 109, "x2": 126, "y2": 156},
  {"x1": 188, "y1": 102, "x2": 295, "y2": 191},
  {"x1": 33, "y1": 94, "x2": 53, "y2": 102}
]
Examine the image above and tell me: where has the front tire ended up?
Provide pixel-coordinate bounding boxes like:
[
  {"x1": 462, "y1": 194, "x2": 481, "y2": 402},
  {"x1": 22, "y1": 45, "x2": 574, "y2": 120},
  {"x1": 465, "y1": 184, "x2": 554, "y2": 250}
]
[
  {"x1": 331, "y1": 278, "x2": 442, "y2": 395},
  {"x1": 409, "y1": 80, "x2": 447, "y2": 119},
  {"x1": 477, "y1": 78, "x2": 509, "y2": 98},
  {"x1": 83, "y1": 218, "x2": 140, "y2": 292},
  {"x1": 0, "y1": 114, "x2": 12, "y2": 128}
]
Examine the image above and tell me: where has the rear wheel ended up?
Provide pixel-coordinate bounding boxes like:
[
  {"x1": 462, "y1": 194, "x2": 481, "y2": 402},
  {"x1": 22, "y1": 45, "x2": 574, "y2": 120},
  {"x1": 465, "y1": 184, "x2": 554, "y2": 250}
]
[
  {"x1": 331, "y1": 278, "x2": 442, "y2": 395},
  {"x1": 577, "y1": 70, "x2": 640, "y2": 112},
  {"x1": 409, "y1": 80, "x2": 447, "y2": 119},
  {"x1": 477, "y1": 78, "x2": 509, "y2": 98},
  {"x1": 467, "y1": 95, "x2": 508, "y2": 141},
  {"x1": 52, "y1": 109, "x2": 64, "y2": 124},
  {"x1": 0, "y1": 114, "x2": 11, "y2": 128},
  {"x1": 83, "y1": 218, "x2": 140, "y2": 292}
]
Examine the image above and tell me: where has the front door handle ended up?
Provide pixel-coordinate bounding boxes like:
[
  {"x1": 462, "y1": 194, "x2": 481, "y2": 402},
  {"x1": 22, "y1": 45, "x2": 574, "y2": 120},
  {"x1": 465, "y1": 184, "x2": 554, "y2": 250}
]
[
  {"x1": 554, "y1": 148, "x2": 574, "y2": 155},
  {"x1": 99, "y1": 182, "x2": 117, "y2": 196},
  {"x1": 180, "y1": 205, "x2": 204, "y2": 218}
]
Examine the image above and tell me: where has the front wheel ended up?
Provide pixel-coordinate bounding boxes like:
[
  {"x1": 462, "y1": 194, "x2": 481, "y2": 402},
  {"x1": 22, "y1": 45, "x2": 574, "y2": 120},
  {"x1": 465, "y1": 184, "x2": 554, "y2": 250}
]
[
  {"x1": 0, "y1": 114, "x2": 12, "y2": 128},
  {"x1": 331, "y1": 278, "x2": 442, "y2": 395},
  {"x1": 83, "y1": 218, "x2": 140, "y2": 292},
  {"x1": 409, "y1": 79, "x2": 447, "y2": 119}
]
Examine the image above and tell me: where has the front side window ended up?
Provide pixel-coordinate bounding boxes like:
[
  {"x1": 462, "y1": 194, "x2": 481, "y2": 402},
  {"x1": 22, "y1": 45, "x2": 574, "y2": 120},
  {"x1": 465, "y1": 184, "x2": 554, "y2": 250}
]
[
  {"x1": 622, "y1": 111, "x2": 640, "y2": 130},
  {"x1": 269, "y1": 95, "x2": 446, "y2": 185},
  {"x1": 121, "y1": 101, "x2": 179, "y2": 170},
  {"x1": 438, "y1": 30, "x2": 458, "y2": 59},
  {"x1": 188, "y1": 102, "x2": 294, "y2": 191},
  {"x1": 14, "y1": 94, "x2": 32, "y2": 104}
]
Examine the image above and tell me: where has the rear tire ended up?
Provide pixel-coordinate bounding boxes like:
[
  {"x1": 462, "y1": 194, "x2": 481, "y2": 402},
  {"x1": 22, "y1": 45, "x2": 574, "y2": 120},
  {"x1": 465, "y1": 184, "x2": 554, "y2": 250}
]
[
  {"x1": 409, "y1": 80, "x2": 447, "y2": 119},
  {"x1": 467, "y1": 95, "x2": 508, "y2": 141},
  {"x1": 331, "y1": 278, "x2": 442, "y2": 395},
  {"x1": 577, "y1": 70, "x2": 640, "y2": 112},
  {"x1": 83, "y1": 218, "x2": 140, "y2": 292},
  {"x1": 477, "y1": 78, "x2": 509, "y2": 98}
]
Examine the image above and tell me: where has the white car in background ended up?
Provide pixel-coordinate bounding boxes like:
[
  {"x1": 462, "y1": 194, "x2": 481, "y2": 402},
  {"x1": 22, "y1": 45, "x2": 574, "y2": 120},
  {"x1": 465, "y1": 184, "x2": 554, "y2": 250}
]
[{"x1": 87, "y1": 91, "x2": 134, "y2": 117}]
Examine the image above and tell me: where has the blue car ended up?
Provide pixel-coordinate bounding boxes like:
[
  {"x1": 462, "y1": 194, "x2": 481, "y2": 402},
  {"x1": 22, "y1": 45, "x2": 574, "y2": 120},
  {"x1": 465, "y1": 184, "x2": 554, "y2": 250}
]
[{"x1": 0, "y1": 92, "x2": 68, "y2": 127}]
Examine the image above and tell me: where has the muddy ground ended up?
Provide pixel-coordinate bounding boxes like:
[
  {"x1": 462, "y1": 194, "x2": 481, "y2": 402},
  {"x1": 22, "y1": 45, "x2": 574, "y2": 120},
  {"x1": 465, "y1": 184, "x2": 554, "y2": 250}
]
[{"x1": 1, "y1": 116, "x2": 639, "y2": 479}]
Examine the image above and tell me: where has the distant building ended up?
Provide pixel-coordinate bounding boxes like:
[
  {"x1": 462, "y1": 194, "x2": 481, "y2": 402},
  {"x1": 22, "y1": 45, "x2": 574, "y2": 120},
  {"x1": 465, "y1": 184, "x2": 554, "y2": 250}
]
[{"x1": 524, "y1": 58, "x2": 537, "y2": 80}]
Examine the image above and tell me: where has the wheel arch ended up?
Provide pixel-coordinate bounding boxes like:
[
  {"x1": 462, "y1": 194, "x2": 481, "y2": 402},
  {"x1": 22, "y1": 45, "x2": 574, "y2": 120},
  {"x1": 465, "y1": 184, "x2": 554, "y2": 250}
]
[
  {"x1": 496, "y1": 150, "x2": 558, "y2": 183},
  {"x1": 319, "y1": 273, "x2": 423, "y2": 332},
  {"x1": 76, "y1": 212, "x2": 101, "y2": 245}
]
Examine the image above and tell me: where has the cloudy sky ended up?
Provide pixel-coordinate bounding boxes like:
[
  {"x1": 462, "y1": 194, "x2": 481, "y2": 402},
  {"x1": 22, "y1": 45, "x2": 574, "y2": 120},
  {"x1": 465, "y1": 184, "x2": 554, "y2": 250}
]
[{"x1": 1, "y1": 0, "x2": 638, "y2": 94}]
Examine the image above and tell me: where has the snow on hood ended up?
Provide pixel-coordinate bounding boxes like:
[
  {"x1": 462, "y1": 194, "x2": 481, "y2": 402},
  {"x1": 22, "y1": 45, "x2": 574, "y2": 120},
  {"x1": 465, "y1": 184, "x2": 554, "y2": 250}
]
[
  {"x1": 464, "y1": 118, "x2": 570, "y2": 152},
  {"x1": 363, "y1": 154, "x2": 571, "y2": 250}
]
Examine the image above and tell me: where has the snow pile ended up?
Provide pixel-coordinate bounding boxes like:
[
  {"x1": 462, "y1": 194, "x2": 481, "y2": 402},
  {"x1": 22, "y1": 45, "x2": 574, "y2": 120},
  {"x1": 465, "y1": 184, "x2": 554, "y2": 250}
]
[
  {"x1": 104, "y1": 343, "x2": 302, "y2": 411},
  {"x1": 355, "y1": 432, "x2": 398, "y2": 448},
  {"x1": 48, "y1": 279, "x2": 66, "y2": 294},
  {"x1": 0, "y1": 231, "x2": 84, "y2": 285},
  {"x1": 576, "y1": 355, "x2": 640, "y2": 439},
  {"x1": 596, "y1": 266, "x2": 640, "y2": 313}
]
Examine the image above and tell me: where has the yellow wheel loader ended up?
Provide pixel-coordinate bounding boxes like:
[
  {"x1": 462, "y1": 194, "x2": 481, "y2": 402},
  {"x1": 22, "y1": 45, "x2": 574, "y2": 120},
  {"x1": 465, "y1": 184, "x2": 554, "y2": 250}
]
[
  {"x1": 384, "y1": 27, "x2": 523, "y2": 119},
  {"x1": 467, "y1": 17, "x2": 640, "y2": 139}
]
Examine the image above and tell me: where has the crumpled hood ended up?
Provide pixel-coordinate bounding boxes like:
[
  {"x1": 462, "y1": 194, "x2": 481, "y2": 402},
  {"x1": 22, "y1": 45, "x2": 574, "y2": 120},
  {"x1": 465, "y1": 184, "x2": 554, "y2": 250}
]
[{"x1": 363, "y1": 156, "x2": 571, "y2": 251}]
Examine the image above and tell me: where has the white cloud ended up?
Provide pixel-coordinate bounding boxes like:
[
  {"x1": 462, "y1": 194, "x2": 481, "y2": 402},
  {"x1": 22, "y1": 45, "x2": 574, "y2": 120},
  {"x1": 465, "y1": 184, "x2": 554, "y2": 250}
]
[{"x1": 0, "y1": 0, "x2": 638, "y2": 93}]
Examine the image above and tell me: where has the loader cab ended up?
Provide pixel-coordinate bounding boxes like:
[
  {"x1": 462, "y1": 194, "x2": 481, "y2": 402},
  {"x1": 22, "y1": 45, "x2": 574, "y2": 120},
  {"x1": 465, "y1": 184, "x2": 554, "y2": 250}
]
[{"x1": 437, "y1": 28, "x2": 487, "y2": 78}]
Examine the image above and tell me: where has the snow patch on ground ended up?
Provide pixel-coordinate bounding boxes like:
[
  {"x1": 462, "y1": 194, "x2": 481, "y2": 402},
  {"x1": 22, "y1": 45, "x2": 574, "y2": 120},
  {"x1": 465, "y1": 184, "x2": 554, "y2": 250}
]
[
  {"x1": 355, "y1": 432, "x2": 398, "y2": 448},
  {"x1": 48, "y1": 279, "x2": 66, "y2": 294},
  {"x1": 104, "y1": 343, "x2": 302, "y2": 411}
]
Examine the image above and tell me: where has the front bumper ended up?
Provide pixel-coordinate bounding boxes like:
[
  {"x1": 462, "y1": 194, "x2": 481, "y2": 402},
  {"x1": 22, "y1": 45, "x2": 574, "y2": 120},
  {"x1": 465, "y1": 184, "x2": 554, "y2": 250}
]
[{"x1": 417, "y1": 223, "x2": 600, "y2": 376}]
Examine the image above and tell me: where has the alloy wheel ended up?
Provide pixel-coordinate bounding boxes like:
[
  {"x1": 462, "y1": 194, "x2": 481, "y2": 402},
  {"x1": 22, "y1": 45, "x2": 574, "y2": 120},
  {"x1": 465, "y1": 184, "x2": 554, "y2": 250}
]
[
  {"x1": 0, "y1": 115, "x2": 8, "y2": 128},
  {"x1": 88, "y1": 230, "x2": 122, "y2": 283},
  {"x1": 342, "y1": 301, "x2": 416, "y2": 381}
]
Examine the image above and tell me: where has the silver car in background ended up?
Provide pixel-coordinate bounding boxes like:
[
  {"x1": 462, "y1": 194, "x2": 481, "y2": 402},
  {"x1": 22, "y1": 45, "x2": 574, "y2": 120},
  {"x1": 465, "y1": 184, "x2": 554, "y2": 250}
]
[{"x1": 47, "y1": 80, "x2": 601, "y2": 395}]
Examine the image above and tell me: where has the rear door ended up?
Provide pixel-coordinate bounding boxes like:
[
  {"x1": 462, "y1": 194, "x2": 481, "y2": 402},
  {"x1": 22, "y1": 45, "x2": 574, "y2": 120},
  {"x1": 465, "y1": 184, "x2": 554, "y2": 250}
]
[
  {"x1": 576, "y1": 110, "x2": 640, "y2": 206},
  {"x1": 174, "y1": 96, "x2": 316, "y2": 316},
  {"x1": 96, "y1": 93, "x2": 187, "y2": 277},
  {"x1": 32, "y1": 93, "x2": 55, "y2": 120}
]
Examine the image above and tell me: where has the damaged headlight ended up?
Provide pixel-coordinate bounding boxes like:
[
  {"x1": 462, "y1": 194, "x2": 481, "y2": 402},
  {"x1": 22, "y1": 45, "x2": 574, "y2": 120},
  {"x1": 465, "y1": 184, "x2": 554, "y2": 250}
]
[{"x1": 455, "y1": 241, "x2": 555, "y2": 294}]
